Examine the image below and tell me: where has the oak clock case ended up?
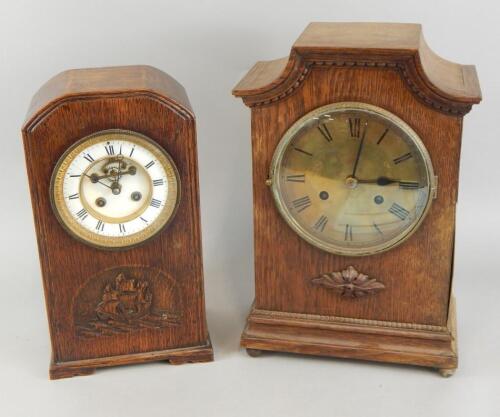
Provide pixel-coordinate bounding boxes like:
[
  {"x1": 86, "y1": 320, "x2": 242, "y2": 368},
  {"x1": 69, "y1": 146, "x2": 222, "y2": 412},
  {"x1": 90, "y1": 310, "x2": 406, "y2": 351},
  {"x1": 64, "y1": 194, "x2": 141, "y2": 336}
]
[
  {"x1": 233, "y1": 22, "x2": 481, "y2": 376},
  {"x1": 23, "y1": 66, "x2": 213, "y2": 379}
]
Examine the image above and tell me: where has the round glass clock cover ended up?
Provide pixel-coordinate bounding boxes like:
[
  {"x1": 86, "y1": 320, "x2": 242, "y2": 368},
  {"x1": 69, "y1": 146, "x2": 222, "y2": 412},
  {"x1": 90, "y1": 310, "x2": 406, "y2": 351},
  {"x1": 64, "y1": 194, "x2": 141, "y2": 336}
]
[
  {"x1": 270, "y1": 102, "x2": 436, "y2": 256},
  {"x1": 50, "y1": 129, "x2": 180, "y2": 249}
]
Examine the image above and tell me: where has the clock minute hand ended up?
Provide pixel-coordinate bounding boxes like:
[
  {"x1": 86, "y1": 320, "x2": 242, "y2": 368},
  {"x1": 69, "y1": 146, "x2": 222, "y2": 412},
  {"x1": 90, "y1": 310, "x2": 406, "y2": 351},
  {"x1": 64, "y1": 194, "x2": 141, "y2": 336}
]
[{"x1": 351, "y1": 124, "x2": 367, "y2": 178}]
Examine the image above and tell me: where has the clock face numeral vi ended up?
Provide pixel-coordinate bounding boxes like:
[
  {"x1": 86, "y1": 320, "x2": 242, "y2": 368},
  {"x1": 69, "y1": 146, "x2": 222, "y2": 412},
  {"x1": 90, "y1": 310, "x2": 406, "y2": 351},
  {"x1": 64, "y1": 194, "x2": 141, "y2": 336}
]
[
  {"x1": 96, "y1": 220, "x2": 105, "y2": 231},
  {"x1": 344, "y1": 224, "x2": 353, "y2": 241}
]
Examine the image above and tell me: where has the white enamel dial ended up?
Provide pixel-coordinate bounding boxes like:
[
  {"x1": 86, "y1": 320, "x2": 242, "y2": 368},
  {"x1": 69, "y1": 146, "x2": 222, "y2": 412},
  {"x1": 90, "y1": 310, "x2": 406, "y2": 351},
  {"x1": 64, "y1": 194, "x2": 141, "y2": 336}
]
[{"x1": 51, "y1": 130, "x2": 180, "y2": 249}]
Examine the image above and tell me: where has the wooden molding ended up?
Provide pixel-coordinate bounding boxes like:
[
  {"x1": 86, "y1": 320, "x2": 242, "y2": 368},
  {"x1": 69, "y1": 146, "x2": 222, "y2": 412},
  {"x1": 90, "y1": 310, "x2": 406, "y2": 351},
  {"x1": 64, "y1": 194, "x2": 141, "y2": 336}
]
[
  {"x1": 233, "y1": 23, "x2": 481, "y2": 115},
  {"x1": 242, "y1": 297, "x2": 457, "y2": 372}
]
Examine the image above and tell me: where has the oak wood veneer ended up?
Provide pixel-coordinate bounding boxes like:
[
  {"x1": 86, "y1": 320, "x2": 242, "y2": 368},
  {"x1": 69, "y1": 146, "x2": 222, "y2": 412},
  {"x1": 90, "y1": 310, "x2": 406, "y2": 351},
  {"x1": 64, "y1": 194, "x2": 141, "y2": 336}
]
[
  {"x1": 23, "y1": 65, "x2": 213, "y2": 379},
  {"x1": 233, "y1": 23, "x2": 481, "y2": 375}
]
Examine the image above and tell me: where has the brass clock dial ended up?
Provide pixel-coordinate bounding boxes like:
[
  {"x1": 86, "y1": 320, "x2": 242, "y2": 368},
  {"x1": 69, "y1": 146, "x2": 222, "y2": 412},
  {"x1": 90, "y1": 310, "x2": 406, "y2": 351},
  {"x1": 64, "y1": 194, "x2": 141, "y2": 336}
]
[
  {"x1": 51, "y1": 129, "x2": 180, "y2": 249},
  {"x1": 270, "y1": 102, "x2": 436, "y2": 256}
]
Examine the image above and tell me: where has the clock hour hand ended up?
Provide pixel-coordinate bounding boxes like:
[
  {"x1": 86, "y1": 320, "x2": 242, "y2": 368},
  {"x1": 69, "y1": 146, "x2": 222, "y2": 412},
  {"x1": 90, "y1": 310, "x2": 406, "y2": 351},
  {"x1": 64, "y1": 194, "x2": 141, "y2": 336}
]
[
  {"x1": 357, "y1": 176, "x2": 420, "y2": 188},
  {"x1": 83, "y1": 173, "x2": 113, "y2": 190}
]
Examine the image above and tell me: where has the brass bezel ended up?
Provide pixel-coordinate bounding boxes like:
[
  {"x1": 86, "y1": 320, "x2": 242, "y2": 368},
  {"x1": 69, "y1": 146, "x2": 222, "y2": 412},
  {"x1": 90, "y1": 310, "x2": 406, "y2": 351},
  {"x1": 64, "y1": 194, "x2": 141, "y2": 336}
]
[
  {"x1": 50, "y1": 129, "x2": 180, "y2": 250},
  {"x1": 269, "y1": 102, "x2": 436, "y2": 257}
]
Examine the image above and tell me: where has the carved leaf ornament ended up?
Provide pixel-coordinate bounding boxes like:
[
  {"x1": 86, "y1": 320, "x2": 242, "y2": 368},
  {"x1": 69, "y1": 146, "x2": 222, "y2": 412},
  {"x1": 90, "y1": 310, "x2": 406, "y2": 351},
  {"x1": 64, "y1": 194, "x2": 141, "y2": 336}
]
[{"x1": 311, "y1": 266, "x2": 385, "y2": 298}]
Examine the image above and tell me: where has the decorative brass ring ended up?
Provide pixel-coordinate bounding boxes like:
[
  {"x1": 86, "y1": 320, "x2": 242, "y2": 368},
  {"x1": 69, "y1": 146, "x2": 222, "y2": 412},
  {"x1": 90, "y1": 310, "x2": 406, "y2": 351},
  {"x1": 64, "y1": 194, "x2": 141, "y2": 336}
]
[{"x1": 50, "y1": 129, "x2": 180, "y2": 250}]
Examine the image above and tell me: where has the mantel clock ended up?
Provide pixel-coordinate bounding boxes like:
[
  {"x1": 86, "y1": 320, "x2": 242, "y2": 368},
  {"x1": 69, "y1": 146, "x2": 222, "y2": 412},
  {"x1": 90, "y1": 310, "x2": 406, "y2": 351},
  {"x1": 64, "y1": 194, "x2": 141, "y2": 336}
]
[
  {"x1": 23, "y1": 65, "x2": 213, "y2": 379},
  {"x1": 233, "y1": 23, "x2": 481, "y2": 376}
]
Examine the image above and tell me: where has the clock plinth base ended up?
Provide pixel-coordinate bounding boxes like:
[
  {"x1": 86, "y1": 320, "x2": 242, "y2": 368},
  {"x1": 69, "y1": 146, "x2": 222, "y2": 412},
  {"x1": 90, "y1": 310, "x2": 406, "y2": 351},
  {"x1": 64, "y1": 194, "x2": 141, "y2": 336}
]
[
  {"x1": 241, "y1": 298, "x2": 457, "y2": 375},
  {"x1": 49, "y1": 339, "x2": 214, "y2": 380}
]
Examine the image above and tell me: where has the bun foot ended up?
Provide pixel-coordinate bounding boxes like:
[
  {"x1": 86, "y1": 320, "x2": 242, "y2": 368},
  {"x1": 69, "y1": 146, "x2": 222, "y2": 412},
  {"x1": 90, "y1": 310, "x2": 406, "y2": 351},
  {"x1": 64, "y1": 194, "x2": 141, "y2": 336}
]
[
  {"x1": 246, "y1": 348, "x2": 263, "y2": 357},
  {"x1": 438, "y1": 368, "x2": 456, "y2": 378}
]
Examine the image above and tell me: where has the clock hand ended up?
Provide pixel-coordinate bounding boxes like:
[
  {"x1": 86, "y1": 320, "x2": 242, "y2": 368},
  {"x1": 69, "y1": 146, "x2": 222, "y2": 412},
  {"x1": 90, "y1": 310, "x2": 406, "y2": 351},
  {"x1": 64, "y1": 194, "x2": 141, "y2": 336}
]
[
  {"x1": 351, "y1": 124, "x2": 367, "y2": 178},
  {"x1": 357, "y1": 177, "x2": 419, "y2": 187},
  {"x1": 90, "y1": 166, "x2": 137, "y2": 182},
  {"x1": 83, "y1": 173, "x2": 113, "y2": 190},
  {"x1": 116, "y1": 156, "x2": 123, "y2": 182}
]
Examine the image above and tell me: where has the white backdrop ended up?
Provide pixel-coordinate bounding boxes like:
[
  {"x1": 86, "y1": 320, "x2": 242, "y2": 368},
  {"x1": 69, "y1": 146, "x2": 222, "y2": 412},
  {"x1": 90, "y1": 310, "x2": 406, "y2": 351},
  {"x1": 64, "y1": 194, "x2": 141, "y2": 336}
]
[{"x1": 1, "y1": 1, "x2": 499, "y2": 416}]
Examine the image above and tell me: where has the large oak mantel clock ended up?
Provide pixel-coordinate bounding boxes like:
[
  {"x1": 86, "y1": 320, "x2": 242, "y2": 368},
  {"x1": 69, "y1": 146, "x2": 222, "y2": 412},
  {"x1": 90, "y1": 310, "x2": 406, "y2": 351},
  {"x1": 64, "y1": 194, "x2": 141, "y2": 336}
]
[
  {"x1": 233, "y1": 23, "x2": 481, "y2": 376},
  {"x1": 23, "y1": 65, "x2": 213, "y2": 379}
]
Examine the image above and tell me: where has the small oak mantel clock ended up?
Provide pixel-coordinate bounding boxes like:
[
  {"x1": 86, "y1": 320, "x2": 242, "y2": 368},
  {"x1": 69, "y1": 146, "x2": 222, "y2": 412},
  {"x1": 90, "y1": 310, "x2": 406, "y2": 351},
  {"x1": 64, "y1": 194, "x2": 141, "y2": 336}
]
[
  {"x1": 233, "y1": 23, "x2": 481, "y2": 376},
  {"x1": 23, "y1": 65, "x2": 213, "y2": 379}
]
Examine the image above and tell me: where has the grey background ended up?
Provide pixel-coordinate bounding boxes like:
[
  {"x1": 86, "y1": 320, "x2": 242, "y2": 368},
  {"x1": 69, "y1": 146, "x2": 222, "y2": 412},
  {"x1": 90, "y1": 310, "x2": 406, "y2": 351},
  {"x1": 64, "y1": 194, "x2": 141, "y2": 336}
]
[{"x1": 1, "y1": 0, "x2": 498, "y2": 416}]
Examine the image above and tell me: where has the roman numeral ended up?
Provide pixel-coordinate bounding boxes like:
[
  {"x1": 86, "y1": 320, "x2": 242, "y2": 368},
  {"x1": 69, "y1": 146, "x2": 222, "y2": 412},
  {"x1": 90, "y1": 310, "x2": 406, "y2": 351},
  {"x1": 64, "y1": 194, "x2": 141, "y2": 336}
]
[
  {"x1": 373, "y1": 223, "x2": 383, "y2": 235},
  {"x1": 119, "y1": 145, "x2": 122, "y2": 155},
  {"x1": 152, "y1": 179, "x2": 164, "y2": 186},
  {"x1": 293, "y1": 147, "x2": 313, "y2": 157},
  {"x1": 286, "y1": 174, "x2": 305, "y2": 183},
  {"x1": 129, "y1": 147, "x2": 135, "y2": 157},
  {"x1": 292, "y1": 196, "x2": 311, "y2": 212},
  {"x1": 349, "y1": 118, "x2": 361, "y2": 138},
  {"x1": 150, "y1": 198, "x2": 161, "y2": 208},
  {"x1": 393, "y1": 152, "x2": 413, "y2": 164},
  {"x1": 67, "y1": 193, "x2": 79, "y2": 200},
  {"x1": 140, "y1": 217, "x2": 148, "y2": 223},
  {"x1": 76, "y1": 208, "x2": 88, "y2": 220},
  {"x1": 95, "y1": 220, "x2": 105, "y2": 231},
  {"x1": 83, "y1": 153, "x2": 94, "y2": 163},
  {"x1": 313, "y1": 215, "x2": 328, "y2": 232},
  {"x1": 145, "y1": 160, "x2": 155, "y2": 169},
  {"x1": 376, "y1": 128, "x2": 389, "y2": 145},
  {"x1": 104, "y1": 144, "x2": 115, "y2": 155},
  {"x1": 69, "y1": 174, "x2": 81, "y2": 178},
  {"x1": 317, "y1": 124, "x2": 334, "y2": 142},
  {"x1": 399, "y1": 181, "x2": 420, "y2": 190},
  {"x1": 119, "y1": 223, "x2": 126, "y2": 233},
  {"x1": 344, "y1": 224, "x2": 353, "y2": 241},
  {"x1": 389, "y1": 203, "x2": 409, "y2": 220}
]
